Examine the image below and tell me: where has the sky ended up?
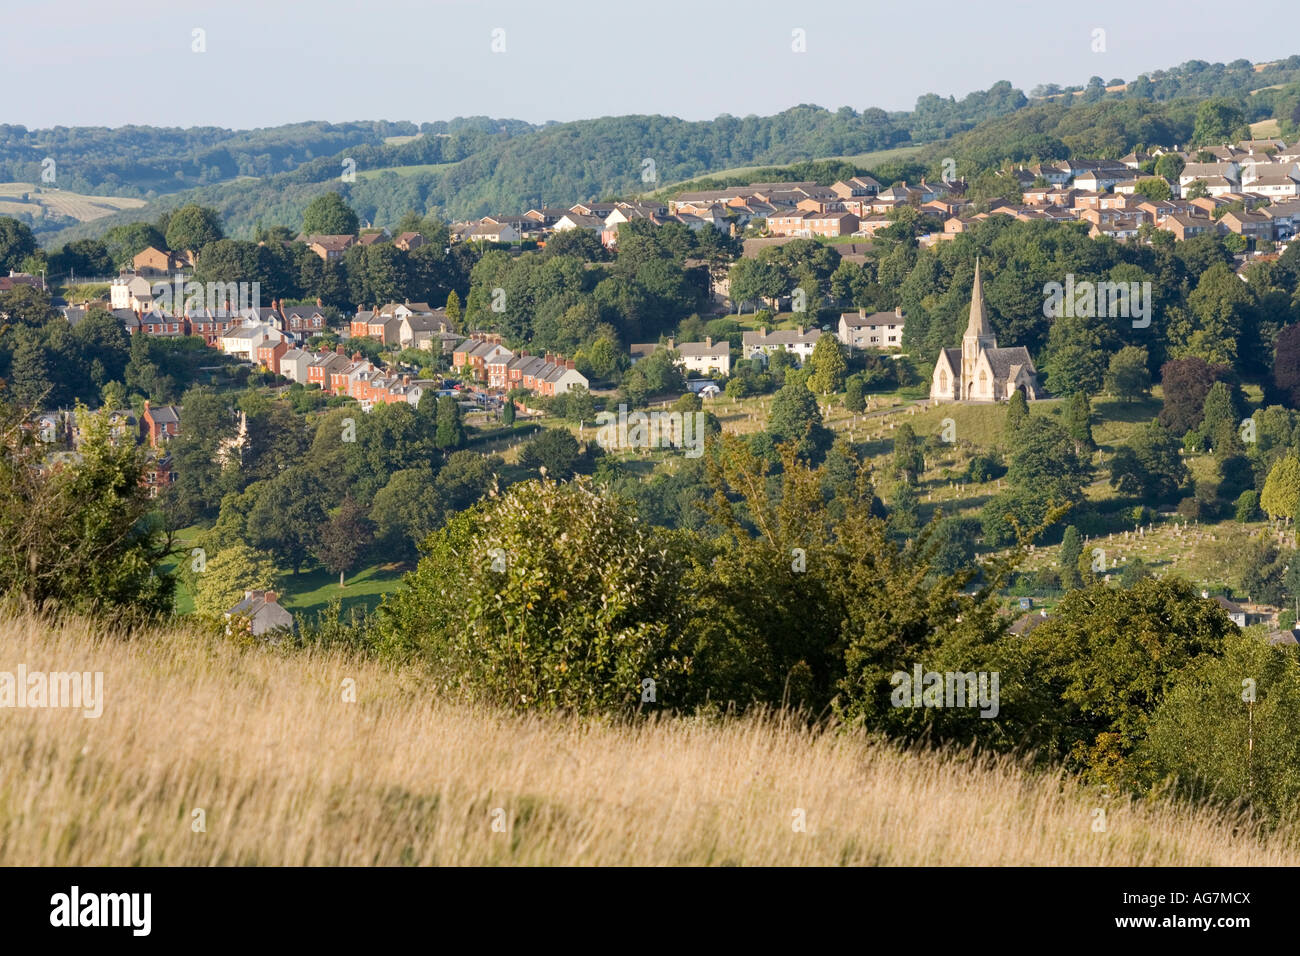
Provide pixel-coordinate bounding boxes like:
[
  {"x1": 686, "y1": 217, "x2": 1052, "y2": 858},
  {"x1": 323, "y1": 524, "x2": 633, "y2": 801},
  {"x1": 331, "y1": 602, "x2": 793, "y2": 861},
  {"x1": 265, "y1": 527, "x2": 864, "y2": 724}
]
[{"x1": 3, "y1": 0, "x2": 1298, "y2": 130}]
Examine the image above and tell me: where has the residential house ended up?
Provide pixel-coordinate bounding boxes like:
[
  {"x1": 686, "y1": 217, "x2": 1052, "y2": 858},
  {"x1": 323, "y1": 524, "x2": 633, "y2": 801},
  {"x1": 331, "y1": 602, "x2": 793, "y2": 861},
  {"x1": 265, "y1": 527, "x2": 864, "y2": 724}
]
[
  {"x1": 766, "y1": 210, "x2": 859, "y2": 238},
  {"x1": 307, "y1": 349, "x2": 352, "y2": 389},
  {"x1": 741, "y1": 327, "x2": 822, "y2": 366},
  {"x1": 1244, "y1": 171, "x2": 1300, "y2": 200},
  {"x1": 674, "y1": 337, "x2": 731, "y2": 376},
  {"x1": 281, "y1": 304, "x2": 328, "y2": 334},
  {"x1": 256, "y1": 338, "x2": 289, "y2": 374},
  {"x1": 141, "y1": 401, "x2": 180, "y2": 447},
  {"x1": 278, "y1": 347, "x2": 312, "y2": 384},
  {"x1": 225, "y1": 590, "x2": 296, "y2": 639},
  {"x1": 551, "y1": 212, "x2": 606, "y2": 233},
  {"x1": 830, "y1": 176, "x2": 882, "y2": 199},
  {"x1": 1158, "y1": 214, "x2": 1220, "y2": 241},
  {"x1": 400, "y1": 312, "x2": 459, "y2": 351},
  {"x1": 838, "y1": 307, "x2": 905, "y2": 349},
  {"x1": 466, "y1": 221, "x2": 521, "y2": 243},
  {"x1": 220, "y1": 323, "x2": 283, "y2": 361},
  {"x1": 453, "y1": 334, "x2": 511, "y2": 381},
  {"x1": 394, "y1": 231, "x2": 425, "y2": 251},
  {"x1": 304, "y1": 234, "x2": 356, "y2": 261},
  {"x1": 110, "y1": 274, "x2": 155, "y2": 311},
  {"x1": 1219, "y1": 210, "x2": 1275, "y2": 241},
  {"x1": 132, "y1": 246, "x2": 188, "y2": 277},
  {"x1": 142, "y1": 453, "x2": 177, "y2": 498}
]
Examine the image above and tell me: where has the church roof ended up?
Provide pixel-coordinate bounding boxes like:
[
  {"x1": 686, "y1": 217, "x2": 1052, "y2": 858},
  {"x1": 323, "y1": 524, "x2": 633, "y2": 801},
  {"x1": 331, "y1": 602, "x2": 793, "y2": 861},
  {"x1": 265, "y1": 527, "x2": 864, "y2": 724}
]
[
  {"x1": 986, "y1": 346, "x2": 1035, "y2": 380},
  {"x1": 964, "y1": 258, "x2": 993, "y2": 340}
]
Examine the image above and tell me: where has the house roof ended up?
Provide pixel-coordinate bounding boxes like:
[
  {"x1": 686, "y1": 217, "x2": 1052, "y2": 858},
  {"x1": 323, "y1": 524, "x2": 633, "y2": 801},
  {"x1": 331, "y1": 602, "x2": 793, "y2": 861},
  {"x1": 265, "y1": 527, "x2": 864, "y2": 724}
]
[
  {"x1": 676, "y1": 340, "x2": 729, "y2": 358},
  {"x1": 304, "y1": 234, "x2": 355, "y2": 251},
  {"x1": 226, "y1": 590, "x2": 295, "y2": 636},
  {"x1": 1214, "y1": 595, "x2": 1245, "y2": 614},
  {"x1": 147, "y1": 404, "x2": 180, "y2": 425},
  {"x1": 741, "y1": 328, "x2": 822, "y2": 347},
  {"x1": 841, "y1": 310, "x2": 904, "y2": 328},
  {"x1": 1009, "y1": 610, "x2": 1049, "y2": 636}
]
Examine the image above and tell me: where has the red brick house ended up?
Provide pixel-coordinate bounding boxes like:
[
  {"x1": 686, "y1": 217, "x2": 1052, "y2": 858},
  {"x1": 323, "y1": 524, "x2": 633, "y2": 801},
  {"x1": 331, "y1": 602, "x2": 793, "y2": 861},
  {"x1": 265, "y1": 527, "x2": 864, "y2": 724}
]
[{"x1": 141, "y1": 401, "x2": 180, "y2": 447}]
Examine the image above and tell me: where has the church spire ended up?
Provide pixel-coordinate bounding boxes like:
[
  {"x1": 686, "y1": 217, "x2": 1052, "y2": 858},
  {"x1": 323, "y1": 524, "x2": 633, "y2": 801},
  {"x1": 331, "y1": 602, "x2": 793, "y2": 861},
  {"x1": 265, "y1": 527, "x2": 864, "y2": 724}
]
[{"x1": 965, "y1": 257, "x2": 993, "y2": 340}]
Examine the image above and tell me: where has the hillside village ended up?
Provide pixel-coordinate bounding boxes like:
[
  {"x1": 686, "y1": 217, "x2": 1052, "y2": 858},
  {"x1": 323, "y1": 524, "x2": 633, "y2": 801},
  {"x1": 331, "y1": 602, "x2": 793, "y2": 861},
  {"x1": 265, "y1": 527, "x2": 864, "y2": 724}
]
[
  {"x1": 12, "y1": 29, "x2": 1300, "y2": 882},
  {"x1": 10, "y1": 134, "x2": 1300, "y2": 633}
]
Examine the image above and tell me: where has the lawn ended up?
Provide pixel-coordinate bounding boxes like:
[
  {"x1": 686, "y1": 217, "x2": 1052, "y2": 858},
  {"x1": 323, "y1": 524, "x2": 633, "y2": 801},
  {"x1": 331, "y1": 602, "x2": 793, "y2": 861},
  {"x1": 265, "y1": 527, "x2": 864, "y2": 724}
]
[
  {"x1": 355, "y1": 162, "x2": 457, "y2": 181},
  {"x1": 160, "y1": 521, "x2": 409, "y2": 620}
]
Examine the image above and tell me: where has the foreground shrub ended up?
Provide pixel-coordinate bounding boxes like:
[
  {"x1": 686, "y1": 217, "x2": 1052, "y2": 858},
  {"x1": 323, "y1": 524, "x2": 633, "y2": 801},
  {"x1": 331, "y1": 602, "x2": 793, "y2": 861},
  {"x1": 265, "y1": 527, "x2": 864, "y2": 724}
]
[{"x1": 376, "y1": 477, "x2": 689, "y2": 713}]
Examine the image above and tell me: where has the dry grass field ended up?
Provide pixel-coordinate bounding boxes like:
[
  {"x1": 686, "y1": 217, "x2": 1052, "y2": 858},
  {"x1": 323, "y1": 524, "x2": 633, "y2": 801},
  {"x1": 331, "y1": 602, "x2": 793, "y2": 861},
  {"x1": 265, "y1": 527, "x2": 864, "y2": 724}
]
[
  {"x1": 1, "y1": 612, "x2": 1295, "y2": 866},
  {"x1": 0, "y1": 182, "x2": 147, "y2": 223}
]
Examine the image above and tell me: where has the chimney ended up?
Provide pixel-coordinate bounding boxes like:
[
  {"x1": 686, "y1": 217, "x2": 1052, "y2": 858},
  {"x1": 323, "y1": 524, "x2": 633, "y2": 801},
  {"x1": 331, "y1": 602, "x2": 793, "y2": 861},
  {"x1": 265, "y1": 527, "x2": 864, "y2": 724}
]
[
  {"x1": 567, "y1": 359, "x2": 575, "y2": 370},
  {"x1": 666, "y1": 337, "x2": 675, "y2": 350},
  {"x1": 336, "y1": 344, "x2": 345, "y2": 355},
  {"x1": 895, "y1": 306, "x2": 903, "y2": 317},
  {"x1": 316, "y1": 297, "x2": 323, "y2": 308},
  {"x1": 243, "y1": 590, "x2": 253, "y2": 601},
  {"x1": 402, "y1": 374, "x2": 411, "y2": 385},
  {"x1": 352, "y1": 352, "x2": 362, "y2": 361},
  {"x1": 797, "y1": 326, "x2": 805, "y2": 336},
  {"x1": 760, "y1": 327, "x2": 767, "y2": 337},
  {"x1": 705, "y1": 336, "x2": 712, "y2": 348},
  {"x1": 264, "y1": 591, "x2": 277, "y2": 604}
]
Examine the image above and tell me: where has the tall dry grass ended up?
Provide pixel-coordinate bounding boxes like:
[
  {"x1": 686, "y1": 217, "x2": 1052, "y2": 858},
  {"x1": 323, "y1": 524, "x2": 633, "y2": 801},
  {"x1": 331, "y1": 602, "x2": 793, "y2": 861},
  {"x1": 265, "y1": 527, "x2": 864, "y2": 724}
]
[{"x1": 0, "y1": 612, "x2": 1295, "y2": 865}]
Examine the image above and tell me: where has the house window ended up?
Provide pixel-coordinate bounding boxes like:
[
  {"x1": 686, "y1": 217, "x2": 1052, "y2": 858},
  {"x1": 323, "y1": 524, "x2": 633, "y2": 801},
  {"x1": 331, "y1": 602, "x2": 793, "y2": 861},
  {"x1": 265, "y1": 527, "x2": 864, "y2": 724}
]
[{"x1": 939, "y1": 370, "x2": 948, "y2": 392}]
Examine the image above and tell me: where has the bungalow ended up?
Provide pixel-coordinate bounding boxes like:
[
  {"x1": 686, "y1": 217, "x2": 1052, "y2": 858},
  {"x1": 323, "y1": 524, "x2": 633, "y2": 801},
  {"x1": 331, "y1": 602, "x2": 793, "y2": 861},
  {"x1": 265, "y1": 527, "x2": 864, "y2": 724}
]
[
  {"x1": 466, "y1": 221, "x2": 521, "y2": 243},
  {"x1": 838, "y1": 307, "x2": 905, "y2": 349},
  {"x1": 551, "y1": 212, "x2": 606, "y2": 233}
]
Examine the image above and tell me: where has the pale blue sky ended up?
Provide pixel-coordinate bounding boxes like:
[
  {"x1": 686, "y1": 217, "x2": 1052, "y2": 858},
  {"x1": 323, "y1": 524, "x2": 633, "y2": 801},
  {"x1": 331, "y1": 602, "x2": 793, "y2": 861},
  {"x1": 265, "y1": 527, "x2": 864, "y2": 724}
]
[{"x1": 3, "y1": 0, "x2": 1296, "y2": 129}]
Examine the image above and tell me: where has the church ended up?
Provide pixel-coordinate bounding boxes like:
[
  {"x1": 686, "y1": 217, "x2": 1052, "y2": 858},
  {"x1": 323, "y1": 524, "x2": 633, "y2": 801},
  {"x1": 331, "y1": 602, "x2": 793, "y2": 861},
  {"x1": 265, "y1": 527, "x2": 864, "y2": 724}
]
[{"x1": 930, "y1": 259, "x2": 1043, "y2": 403}]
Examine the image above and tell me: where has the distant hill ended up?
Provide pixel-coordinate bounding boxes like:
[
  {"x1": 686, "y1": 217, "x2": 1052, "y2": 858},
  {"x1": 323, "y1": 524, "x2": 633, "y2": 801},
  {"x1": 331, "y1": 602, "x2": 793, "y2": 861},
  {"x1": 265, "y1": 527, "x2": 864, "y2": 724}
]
[{"x1": 29, "y1": 53, "x2": 1300, "y2": 246}]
